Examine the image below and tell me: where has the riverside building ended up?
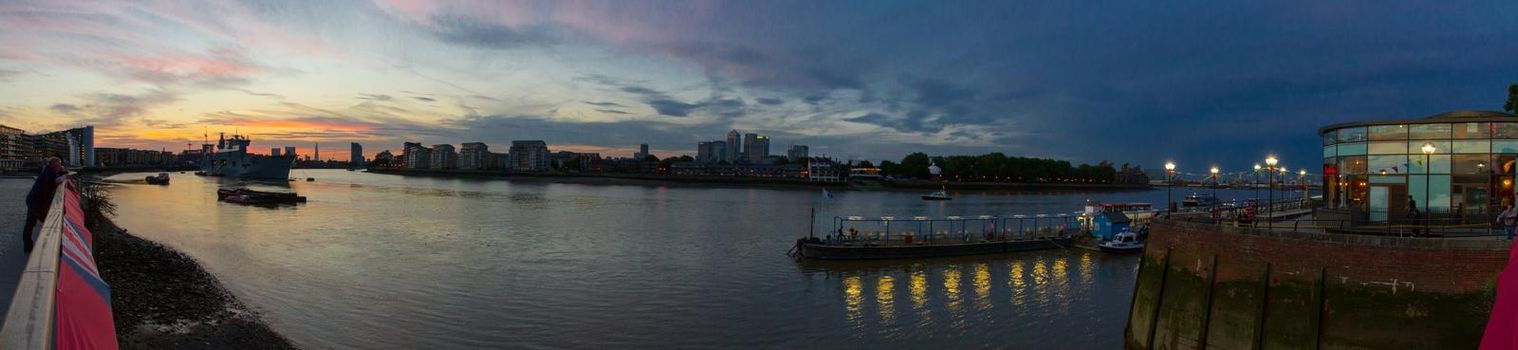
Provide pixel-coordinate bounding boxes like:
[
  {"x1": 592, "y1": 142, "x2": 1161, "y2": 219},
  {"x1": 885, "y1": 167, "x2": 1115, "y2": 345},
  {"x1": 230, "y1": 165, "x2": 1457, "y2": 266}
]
[{"x1": 1319, "y1": 110, "x2": 1518, "y2": 223}]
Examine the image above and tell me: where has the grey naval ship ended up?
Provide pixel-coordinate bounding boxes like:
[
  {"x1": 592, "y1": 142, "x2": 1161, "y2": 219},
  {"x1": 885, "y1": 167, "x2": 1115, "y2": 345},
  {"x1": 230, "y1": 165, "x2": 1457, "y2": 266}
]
[{"x1": 200, "y1": 133, "x2": 295, "y2": 180}]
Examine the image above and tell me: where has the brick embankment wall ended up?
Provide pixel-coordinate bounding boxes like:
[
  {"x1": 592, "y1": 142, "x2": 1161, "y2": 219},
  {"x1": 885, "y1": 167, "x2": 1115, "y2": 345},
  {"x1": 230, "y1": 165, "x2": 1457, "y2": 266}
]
[{"x1": 1126, "y1": 220, "x2": 1509, "y2": 350}]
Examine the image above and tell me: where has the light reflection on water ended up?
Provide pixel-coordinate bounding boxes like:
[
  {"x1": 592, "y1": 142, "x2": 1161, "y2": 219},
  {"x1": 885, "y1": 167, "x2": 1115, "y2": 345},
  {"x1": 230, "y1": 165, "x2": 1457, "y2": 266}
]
[{"x1": 102, "y1": 170, "x2": 1163, "y2": 349}]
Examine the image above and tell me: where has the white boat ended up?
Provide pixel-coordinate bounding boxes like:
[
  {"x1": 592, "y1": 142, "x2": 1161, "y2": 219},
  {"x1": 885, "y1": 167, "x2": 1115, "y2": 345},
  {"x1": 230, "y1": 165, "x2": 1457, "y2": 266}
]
[
  {"x1": 1097, "y1": 229, "x2": 1144, "y2": 253},
  {"x1": 921, "y1": 186, "x2": 952, "y2": 200}
]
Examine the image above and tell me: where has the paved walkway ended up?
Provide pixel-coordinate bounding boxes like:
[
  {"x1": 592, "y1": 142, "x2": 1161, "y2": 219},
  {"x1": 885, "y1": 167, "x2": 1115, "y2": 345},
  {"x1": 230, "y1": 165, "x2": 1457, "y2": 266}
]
[{"x1": 0, "y1": 179, "x2": 35, "y2": 327}]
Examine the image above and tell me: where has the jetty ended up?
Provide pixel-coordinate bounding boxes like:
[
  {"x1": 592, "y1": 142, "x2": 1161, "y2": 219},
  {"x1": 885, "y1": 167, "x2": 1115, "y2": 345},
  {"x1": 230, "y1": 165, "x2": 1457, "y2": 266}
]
[{"x1": 793, "y1": 214, "x2": 1080, "y2": 260}]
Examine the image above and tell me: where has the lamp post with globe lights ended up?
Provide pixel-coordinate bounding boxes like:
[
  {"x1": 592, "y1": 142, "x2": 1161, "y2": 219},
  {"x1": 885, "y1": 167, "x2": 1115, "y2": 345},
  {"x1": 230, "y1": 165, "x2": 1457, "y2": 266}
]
[
  {"x1": 1253, "y1": 164, "x2": 1262, "y2": 202},
  {"x1": 1421, "y1": 142, "x2": 1436, "y2": 234},
  {"x1": 1165, "y1": 162, "x2": 1177, "y2": 213},
  {"x1": 1210, "y1": 166, "x2": 1220, "y2": 200},
  {"x1": 1265, "y1": 156, "x2": 1279, "y2": 229}
]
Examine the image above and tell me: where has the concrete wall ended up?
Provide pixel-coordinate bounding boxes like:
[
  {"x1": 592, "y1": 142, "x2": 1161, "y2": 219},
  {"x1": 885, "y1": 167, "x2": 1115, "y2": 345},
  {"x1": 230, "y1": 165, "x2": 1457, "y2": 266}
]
[{"x1": 1126, "y1": 220, "x2": 1508, "y2": 350}]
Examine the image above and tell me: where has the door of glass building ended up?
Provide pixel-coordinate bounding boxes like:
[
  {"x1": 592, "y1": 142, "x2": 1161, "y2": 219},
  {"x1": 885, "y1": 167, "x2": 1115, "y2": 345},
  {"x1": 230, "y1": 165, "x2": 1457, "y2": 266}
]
[{"x1": 1370, "y1": 186, "x2": 1388, "y2": 222}]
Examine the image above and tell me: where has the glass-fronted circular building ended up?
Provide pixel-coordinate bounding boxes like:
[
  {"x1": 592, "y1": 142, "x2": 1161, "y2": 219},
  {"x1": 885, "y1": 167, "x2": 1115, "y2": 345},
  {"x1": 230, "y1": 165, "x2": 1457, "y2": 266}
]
[{"x1": 1320, "y1": 110, "x2": 1518, "y2": 222}]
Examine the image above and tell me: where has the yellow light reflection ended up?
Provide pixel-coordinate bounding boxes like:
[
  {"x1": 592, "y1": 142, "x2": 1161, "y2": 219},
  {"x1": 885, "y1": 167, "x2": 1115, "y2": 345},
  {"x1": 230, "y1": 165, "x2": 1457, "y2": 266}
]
[
  {"x1": 844, "y1": 275, "x2": 863, "y2": 324},
  {"x1": 1032, "y1": 259, "x2": 1048, "y2": 285},
  {"x1": 910, "y1": 267, "x2": 930, "y2": 321},
  {"x1": 877, "y1": 275, "x2": 895, "y2": 323},
  {"x1": 943, "y1": 266, "x2": 963, "y2": 313},
  {"x1": 1079, "y1": 252, "x2": 1095, "y2": 285},
  {"x1": 973, "y1": 263, "x2": 992, "y2": 311},
  {"x1": 1009, "y1": 260, "x2": 1027, "y2": 306}
]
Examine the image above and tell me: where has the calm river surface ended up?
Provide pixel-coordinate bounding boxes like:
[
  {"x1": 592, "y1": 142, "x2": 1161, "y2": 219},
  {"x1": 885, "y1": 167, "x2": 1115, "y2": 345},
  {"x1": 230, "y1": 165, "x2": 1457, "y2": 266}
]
[{"x1": 103, "y1": 170, "x2": 1281, "y2": 349}]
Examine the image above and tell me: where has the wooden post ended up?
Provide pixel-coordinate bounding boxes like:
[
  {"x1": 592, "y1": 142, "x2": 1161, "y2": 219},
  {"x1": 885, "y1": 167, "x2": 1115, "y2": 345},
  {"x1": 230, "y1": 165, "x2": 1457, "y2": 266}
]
[
  {"x1": 1255, "y1": 263, "x2": 1273, "y2": 350},
  {"x1": 1315, "y1": 267, "x2": 1328, "y2": 350},
  {"x1": 1198, "y1": 254, "x2": 1220, "y2": 349},
  {"x1": 1147, "y1": 248, "x2": 1173, "y2": 350}
]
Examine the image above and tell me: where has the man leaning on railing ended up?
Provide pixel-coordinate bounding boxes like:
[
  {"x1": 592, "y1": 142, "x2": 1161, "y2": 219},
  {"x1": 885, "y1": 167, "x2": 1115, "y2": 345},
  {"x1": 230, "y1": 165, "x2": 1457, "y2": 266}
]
[
  {"x1": 21, "y1": 157, "x2": 66, "y2": 253},
  {"x1": 1498, "y1": 204, "x2": 1517, "y2": 241}
]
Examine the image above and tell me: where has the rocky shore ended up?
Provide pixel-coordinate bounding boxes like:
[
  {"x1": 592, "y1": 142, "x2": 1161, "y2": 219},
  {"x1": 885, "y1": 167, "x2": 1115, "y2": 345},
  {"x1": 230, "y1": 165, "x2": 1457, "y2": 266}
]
[{"x1": 91, "y1": 218, "x2": 297, "y2": 350}]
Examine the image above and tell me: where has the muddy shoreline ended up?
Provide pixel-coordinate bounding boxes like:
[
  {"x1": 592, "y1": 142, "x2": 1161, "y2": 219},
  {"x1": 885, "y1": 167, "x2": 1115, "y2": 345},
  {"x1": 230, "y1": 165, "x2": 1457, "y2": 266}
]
[{"x1": 91, "y1": 217, "x2": 298, "y2": 350}]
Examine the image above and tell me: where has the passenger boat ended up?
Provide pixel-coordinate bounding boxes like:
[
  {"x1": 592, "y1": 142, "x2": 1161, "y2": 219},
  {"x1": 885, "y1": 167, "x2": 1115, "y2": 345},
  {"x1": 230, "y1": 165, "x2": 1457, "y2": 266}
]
[
  {"x1": 792, "y1": 214, "x2": 1076, "y2": 260},
  {"x1": 1097, "y1": 229, "x2": 1144, "y2": 253},
  {"x1": 921, "y1": 187, "x2": 952, "y2": 200},
  {"x1": 144, "y1": 172, "x2": 170, "y2": 185},
  {"x1": 1182, "y1": 193, "x2": 1220, "y2": 207}
]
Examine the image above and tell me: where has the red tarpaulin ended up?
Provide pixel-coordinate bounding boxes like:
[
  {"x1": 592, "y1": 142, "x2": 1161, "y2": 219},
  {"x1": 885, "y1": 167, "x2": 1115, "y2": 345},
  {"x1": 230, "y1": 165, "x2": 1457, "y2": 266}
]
[
  {"x1": 52, "y1": 180, "x2": 118, "y2": 349},
  {"x1": 1482, "y1": 239, "x2": 1518, "y2": 349}
]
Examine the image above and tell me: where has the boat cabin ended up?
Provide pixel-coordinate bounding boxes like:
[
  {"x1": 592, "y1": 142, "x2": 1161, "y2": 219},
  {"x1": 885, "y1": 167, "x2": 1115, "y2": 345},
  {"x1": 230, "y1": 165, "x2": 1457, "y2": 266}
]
[{"x1": 1093, "y1": 211, "x2": 1131, "y2": 240}]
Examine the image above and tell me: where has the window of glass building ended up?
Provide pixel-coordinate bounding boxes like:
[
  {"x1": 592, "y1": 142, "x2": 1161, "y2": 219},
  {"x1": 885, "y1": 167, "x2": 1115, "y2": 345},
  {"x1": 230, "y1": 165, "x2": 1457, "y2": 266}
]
[
  {"x1": 1323, "y1": 146, "x2": 1336, "y2": 159},
  {"x1": 1323, "y1": 130, "x2": 1337, "y2": 145},
  {"x1": 1368, "y1": 155, "x2": 1406, "y2": 174},
  {"x1": 1408, "y1": 174, "x2": 1452, "y2": 211},
  {"x1": 1497, "y1": 123, "x2": 1518, "y2": 139},
  {"x1": 1340, "y1": 156, "x2": 1367, "y2": 175},
  {"x1": 1409, "y1": 123, "x2": 1451, "y2": 140},
  {"x1": 1338, "y1": 142, "x2": 1368, "y2": 156},
  {"x1": 1337, "y1": 127, "x2": 1368, "y2": 143},
  {"x1": 1369, "y1": 124, "x2": 1408, "y2": 140},
  {"x1": 1452, "y1": 140, "x2": 1491, "y2": 154},
  {"x1": 1452, "y1": 155, "x2": 1491, "y2": 175},
  {"x1": 1406, "y1": 154, "x2": 1450, "y2": 174},
  {"x1": 1454, "y1": 122, "x2": 1490, "y2": 139},
  {"x1": 1408, "y1": 140, "x2": 1451, "y2": 155},
  {"x1": 1494, "y1": 140, "x2": 1518, "y2": 153},
  {"x1": 1368, "y1": 141, "x2": 1407, "y2": 154}
]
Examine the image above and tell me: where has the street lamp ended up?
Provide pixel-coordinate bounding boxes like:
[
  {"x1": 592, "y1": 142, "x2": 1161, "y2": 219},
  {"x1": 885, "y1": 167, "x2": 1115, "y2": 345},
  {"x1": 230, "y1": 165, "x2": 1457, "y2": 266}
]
[
  {"x1": 1210, "y1": 166, "x2": 1220, "y2": 200},
  {"x1": 1421, "y1": 142, "x2": 1436, "y2": 235},
  {"x1": 1265, "y1": 156, "x2": 1278, "y2": 230},
  {"x1": 1299, "y1": 169, "x2": 1308, "y2": 201},
  {"x1": 1254, "y1": 163, "x2": 1262, "y2": 202},
  {"x1": 1165, "y1": 161, "x2": 1177, "y2": 212}
]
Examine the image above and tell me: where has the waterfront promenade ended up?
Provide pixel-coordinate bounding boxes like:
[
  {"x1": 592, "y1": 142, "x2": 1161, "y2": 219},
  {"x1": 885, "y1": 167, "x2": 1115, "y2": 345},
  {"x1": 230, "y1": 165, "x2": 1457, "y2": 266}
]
[{"x1": 0, "y1": 179, "x2": 32, "y2": 325}]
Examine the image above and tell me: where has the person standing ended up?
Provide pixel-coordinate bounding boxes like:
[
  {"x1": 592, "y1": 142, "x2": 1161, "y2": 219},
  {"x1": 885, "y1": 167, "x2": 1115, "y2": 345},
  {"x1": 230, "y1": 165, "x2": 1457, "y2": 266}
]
[
  {"x1": 1499, "y1": 204, "x2": 1518, "y2": 240},
  {"x1": 22, "y1": 157, "x2": 66, "y2": 253},
  {"x1": 1407, "y1": 196, "x2": 1421, "y2": 235}
]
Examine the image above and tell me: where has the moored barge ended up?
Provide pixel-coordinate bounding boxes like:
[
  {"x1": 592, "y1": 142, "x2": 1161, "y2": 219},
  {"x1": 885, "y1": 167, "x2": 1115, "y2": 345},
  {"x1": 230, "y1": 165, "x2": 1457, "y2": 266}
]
[{"x1": 794, "y1": 214, "x2": 1079, "y2": 260}]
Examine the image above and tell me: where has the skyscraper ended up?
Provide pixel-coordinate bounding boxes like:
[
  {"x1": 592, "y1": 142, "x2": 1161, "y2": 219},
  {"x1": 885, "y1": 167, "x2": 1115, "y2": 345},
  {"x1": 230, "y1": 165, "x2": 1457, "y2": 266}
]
[
  {"x1": 787, "y1": 145, "x2": 808, "y2": 161},
  {"x1": 725, "y1": 130, "x2": 741, "y2": 162},
  {"x1": 634, "y1": 143, "x2": 650, "y2": 160},
  {"x1": 350, "y1": 142, "x2": 363, "y2": 168},
  {"x1": 743, "y1": 133, "x2": 769, "y2": 163},
  {"x1": 314, "y1": 143, "x2": 320, "y2": 162},
  {"x1": 697, "y1": 141, "x2": 727, "y2": 163}
]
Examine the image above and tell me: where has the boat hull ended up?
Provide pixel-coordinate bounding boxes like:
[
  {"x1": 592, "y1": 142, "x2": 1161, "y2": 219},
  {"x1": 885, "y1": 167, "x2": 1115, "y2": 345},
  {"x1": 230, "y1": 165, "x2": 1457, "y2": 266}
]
[
  {"x1": 1098, "y1": 244, "x2": 1144, "y2": 254},
  {"x1": 798, "y1": 238, "x2": 1071, "y2": 260},
  {"x1": 921, "y1": 196, "x2": 952, "y2": 200}
]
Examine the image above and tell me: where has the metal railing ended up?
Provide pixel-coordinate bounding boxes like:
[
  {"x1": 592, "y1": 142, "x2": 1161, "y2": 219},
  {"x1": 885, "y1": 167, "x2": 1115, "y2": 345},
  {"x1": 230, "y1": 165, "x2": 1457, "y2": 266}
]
[
  {"x1": 825, "y1": 214, "x2": 1082, "y2": 245},
  {"x1": 0, "y1": 180, "x2": 68, "y2": 349}
]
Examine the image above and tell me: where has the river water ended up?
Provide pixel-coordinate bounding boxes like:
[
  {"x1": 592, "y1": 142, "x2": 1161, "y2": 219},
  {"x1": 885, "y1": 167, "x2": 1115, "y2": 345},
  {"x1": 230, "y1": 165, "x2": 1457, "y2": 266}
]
[{"x1": 103, "y1": 170, "x2": 1284, "y2": 349}]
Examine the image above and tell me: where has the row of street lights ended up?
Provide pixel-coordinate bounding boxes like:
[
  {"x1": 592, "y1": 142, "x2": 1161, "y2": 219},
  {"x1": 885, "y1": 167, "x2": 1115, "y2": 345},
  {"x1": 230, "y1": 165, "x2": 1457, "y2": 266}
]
[{"x1": 1164, "y1": 156, "x2": 1311, "y2": 229}]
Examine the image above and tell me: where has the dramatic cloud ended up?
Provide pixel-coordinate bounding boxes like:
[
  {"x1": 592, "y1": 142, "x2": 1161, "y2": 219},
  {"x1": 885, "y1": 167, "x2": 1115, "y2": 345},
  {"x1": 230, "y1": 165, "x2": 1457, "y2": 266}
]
[{"x1": 2, "y1": 0, "x2": 1516, "y2": 166}]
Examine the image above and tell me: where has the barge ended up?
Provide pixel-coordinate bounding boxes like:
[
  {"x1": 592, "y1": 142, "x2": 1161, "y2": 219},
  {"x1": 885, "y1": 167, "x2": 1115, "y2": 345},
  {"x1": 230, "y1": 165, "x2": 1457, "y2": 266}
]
[{"x1": 793, "y1": 214, "x2": 1079, "y2": 260}]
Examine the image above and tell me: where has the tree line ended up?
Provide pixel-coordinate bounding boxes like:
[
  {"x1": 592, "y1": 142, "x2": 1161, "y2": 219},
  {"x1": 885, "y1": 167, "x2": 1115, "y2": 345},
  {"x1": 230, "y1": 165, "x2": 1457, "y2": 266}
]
[{"x1": 874, "y1": 152, "x2": 1148, "y2": 184}]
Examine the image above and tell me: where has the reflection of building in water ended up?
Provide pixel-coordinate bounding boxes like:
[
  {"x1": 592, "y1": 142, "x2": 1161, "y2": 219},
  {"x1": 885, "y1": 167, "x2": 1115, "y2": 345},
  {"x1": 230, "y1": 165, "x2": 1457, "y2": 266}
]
[{"x1": 876, "y1": 275, "x2": 895, "y2": 324}]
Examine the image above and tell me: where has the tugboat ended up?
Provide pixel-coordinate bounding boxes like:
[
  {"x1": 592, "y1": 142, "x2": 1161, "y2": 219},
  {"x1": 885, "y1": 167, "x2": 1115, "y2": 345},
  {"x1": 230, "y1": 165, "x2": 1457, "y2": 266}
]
[
  {"x1": 921, "y1": 186, "x2": 952, "y2": 200},
  {"x1": 1097, "y1": 229, "x2": 1144, "y2": 254},
  {"x1": 144, "y1": 172, "x2": 170, "y2": 185}
]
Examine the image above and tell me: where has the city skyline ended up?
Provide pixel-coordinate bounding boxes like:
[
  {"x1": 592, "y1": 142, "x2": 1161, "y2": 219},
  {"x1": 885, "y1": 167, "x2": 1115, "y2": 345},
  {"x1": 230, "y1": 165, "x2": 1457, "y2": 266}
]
[{"x1": 1, "y1": 1, "x2": 1517, "y2": 169}]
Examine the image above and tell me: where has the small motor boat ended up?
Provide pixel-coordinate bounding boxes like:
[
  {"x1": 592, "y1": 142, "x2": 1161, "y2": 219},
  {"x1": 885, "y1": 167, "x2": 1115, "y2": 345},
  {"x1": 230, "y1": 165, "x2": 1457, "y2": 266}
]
[
  {"x1": 1098, "y1": 229, "x2": 1145, "y2": 254},
  {"x1": 921, "y1": 186, "x2": 952, "y2": 200},
  {"x1": 144, "y1": 172, "x2": 170, "y2": 185},
  {"x1": 306, "y1": 177, "x2": 315, "y2": 182}
]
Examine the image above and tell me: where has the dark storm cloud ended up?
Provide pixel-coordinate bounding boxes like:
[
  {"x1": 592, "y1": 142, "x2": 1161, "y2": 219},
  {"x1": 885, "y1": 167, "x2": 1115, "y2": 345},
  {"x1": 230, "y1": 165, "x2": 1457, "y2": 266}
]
[
  {"x1": 428, "y1": 14, "x2": 557, "y2": 50},
  {"x1": 584, "y1": 101, "x2": 627, "y2": 107}
]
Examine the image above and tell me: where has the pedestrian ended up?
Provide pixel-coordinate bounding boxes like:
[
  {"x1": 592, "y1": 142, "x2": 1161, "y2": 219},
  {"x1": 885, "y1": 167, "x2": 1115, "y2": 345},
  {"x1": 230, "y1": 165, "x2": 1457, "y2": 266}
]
[
  {"x1": 1499, "y1": 204, "x2": 1518, "y2": 240},
  {"x1": 22, "y1": 157, "x2": 66, "y2": 253},
  {"x1": 1407, "y1": 196, "x2": 1421, "y2": 235}
]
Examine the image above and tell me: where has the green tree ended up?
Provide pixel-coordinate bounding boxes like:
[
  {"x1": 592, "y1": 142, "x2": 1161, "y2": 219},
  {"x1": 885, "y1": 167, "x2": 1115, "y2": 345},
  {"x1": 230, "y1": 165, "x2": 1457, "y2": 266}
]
[
  {"x1": 1507, "y1": 83, "x2": 1518, "y2": 113},
  {"x1": 898, "y1": 152, "x2": 931, "y2": 179}
]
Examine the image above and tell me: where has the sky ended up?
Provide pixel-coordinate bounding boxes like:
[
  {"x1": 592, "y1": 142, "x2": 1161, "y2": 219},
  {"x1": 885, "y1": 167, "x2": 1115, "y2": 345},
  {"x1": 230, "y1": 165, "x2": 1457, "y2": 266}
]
[{"x1": 1, "y1": 0, "x2": 1516, "y2": 175}]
